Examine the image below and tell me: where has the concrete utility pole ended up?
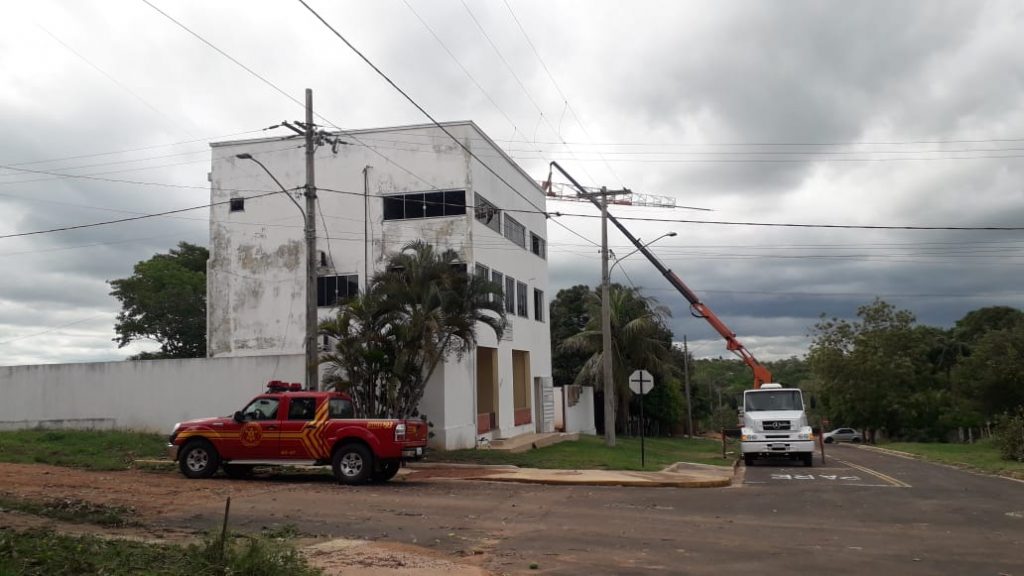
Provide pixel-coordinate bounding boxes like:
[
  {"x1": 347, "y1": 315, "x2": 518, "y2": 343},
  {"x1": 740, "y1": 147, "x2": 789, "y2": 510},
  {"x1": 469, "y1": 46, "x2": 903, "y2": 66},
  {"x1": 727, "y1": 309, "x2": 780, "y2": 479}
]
[
  {"x1": 586, "y1": 186, "x2": 630, "y2": 447},
  {"x1": 683, "y1": 335, "x2": 693, "y2": 437},
  {"x1": 304, "y1": 88, "x2": 319, "y2": 391}
]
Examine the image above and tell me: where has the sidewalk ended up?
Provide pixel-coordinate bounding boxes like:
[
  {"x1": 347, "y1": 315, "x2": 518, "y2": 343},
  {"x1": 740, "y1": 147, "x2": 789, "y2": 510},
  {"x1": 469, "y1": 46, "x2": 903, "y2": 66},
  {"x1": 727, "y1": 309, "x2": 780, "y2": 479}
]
[{"x1": 406, "y1": 461, "x2": 735, "y2": 488}]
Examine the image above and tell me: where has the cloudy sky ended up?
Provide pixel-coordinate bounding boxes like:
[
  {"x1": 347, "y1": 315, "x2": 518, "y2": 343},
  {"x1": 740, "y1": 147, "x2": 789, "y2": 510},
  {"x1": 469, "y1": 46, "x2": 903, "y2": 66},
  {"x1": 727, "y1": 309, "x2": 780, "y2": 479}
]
[{"x1": 2, "y1": 0, "x2": 1023, "y2": 366}]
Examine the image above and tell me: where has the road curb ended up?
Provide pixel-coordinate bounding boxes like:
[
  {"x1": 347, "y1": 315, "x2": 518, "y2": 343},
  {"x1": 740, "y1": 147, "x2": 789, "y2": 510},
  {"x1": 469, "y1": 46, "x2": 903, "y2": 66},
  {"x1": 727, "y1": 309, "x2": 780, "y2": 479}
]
[
  {"x1": 406, "y1": 462, "x2": 520, "y2": 471},
  {"x1": 468, "y1": 474, "x2": 733, "y2": 488}
]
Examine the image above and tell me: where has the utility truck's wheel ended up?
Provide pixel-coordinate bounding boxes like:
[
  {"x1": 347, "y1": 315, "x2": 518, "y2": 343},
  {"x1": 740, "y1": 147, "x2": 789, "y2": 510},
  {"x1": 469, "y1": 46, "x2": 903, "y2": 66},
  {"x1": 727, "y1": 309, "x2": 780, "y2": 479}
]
[
  {"x1": 179, "y1": 440, "x2": 220, "y2": 479},
  {"x1": 332, "y1": 444, "x2": 373, "y2": 485},
  {"x1": 744, "y1": 455, "x2": 754, "y2": 467},
  {"x1": 803, "y1": 454, "x2": 814, "y2": 467}
]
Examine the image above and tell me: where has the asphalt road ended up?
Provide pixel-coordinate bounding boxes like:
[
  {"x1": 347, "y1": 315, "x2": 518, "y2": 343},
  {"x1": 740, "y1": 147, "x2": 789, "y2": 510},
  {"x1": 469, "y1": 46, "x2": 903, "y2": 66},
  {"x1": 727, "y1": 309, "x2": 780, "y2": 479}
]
[{"x1": 156, "y1": 444, "x2": 1023, "y2": 575}]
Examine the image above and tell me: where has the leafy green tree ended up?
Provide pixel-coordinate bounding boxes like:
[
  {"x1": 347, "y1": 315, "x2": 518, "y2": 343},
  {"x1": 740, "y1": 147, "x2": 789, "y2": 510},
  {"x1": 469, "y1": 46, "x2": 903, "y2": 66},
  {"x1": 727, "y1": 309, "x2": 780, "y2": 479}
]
[
  {"x1": 809, "y1": 299, "x2": 938, "y2": 442},
  {"x1": 562, "y1": 285, "x2": 673, "y2": 435},
  {"x1": 953, "y1": 306, "x2": 1024, "y2": 346},
  {"x1": 550, "y1": 284, "x2": 592, "y2": 387},
  {"x1": 108, "y1": 242, "x2": 207, "y2": 359},
  {"x1": 320, "y1": 241, "x2": 505, "y2": 418},
  {"x1": 952, "y1": 320, "x2": 1024, "y2": 418}
]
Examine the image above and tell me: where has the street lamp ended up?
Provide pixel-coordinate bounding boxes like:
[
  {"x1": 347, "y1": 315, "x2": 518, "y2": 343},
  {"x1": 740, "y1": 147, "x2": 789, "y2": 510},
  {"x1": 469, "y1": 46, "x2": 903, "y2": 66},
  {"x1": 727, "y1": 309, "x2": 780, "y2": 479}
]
[
  {"x1": 609, "y1": 232, "x2": 677, "y2": 274},
  {"x1": 235, "y1": 153, "x2": 304, "y2": 216},
  {"x1": 235, "y1": 152, "x2": 319, "y2": 391}
]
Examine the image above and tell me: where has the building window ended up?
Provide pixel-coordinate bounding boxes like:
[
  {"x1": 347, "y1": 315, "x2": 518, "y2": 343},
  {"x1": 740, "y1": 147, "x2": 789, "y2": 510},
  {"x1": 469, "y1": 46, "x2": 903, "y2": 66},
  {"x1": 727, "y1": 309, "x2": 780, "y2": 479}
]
[
  {"x1": 504, "y1": 215, "x2": 526, "y2": 248},
  {"x1": 383, "y1": 190, "x2": 466, "y2": 221},
  {"x1": 491, "y1": 270, "x2": 504, "y2": 306},
  {"x1": 229, "y1": 197, "x2": 245, "y2": 212},
  {"x1": 516, "y1": 281, "x2": 528, "y2": 317},
  {"x1": 530, "y1": 233, "x2": 546, "y2": 259},
  {"x1": 504, "y1": 276, "x2": 516, "y2": 314},
  {"x1": 476, "y1": 263, "x2": 490, "y2": 279},
  {"x1": 534, "y1": 289, "x2": 544, "y2": 322},
  {"x1": 475, "y1": 193, "x2": 501, "y2": 233},
  {"x1": 317, "y1": 274, "x2": 359, "y2": 307}
]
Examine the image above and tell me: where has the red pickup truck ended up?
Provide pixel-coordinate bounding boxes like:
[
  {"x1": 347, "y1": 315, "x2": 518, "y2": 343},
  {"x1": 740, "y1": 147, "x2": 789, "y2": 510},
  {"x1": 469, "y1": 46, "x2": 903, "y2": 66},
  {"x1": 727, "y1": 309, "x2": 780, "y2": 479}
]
[{"x1": 168, "y1": 381, "x2": 428, "y2": 484}]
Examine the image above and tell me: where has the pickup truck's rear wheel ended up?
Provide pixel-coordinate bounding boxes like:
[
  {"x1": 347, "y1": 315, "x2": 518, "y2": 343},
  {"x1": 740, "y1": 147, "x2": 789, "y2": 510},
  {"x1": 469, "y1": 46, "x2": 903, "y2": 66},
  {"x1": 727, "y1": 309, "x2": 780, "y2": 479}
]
[
  {"x1": 179, "y1": 440, "x2": 220, "y2": 479},
  {"x1": 372, "y1": 461, "x2": 401, "y2": 483},
  {"x1": 332, "y1": 443, "x2": 373, "y2": 485}
]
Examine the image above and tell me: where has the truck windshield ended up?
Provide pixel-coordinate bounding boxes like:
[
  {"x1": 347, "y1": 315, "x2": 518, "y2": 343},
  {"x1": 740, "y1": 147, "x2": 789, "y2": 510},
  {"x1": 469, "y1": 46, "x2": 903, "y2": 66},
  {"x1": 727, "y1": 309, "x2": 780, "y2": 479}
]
[{"x1": 745, "y1": 390, "x2": 803, "y2": 412}]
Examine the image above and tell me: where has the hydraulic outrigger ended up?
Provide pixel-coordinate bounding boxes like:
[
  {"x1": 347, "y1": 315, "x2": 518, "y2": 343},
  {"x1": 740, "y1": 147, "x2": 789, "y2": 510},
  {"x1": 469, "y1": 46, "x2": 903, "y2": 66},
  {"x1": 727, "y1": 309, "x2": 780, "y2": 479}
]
[{"x1": 543, "y1": 161, "x2": 772, "y2": 389}]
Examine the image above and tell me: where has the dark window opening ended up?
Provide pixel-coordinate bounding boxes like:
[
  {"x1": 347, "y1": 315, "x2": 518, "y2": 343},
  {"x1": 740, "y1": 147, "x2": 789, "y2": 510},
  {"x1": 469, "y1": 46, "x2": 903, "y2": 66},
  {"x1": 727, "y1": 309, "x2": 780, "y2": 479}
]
[
  {"x1": 475, "y1": 193, "x2": 501, "y2": 233},
  {"x1": 530, "y1": 233, "x2": 546, "y2": 259},
  {"x1": 505, "y1": 276, "x2": 516, "y2": 314},
  {"x1": 516, "y1": 281, "x2": 528, "y2": 317},
  {"x1": 476, "y1": 263, "x2": 490, "y2": 279},
  {"x1": 504, "y1": 215, "x2": 526, "y2": 248},
  {"x1": 317, "y1": 274, "x2": 359, "y2": 307},
  {"x1": 492, "y1": 270, "x2": 504, "y2": 305},
  {"x1": 229, "y1": 197, "x2": 245, "y2": 212},
  {"x1": 534, "y1": 289, "x2": 544, "y2": 322},
  {"x1": 383, "y1": 190, "x2": 465, "y2": 221}
]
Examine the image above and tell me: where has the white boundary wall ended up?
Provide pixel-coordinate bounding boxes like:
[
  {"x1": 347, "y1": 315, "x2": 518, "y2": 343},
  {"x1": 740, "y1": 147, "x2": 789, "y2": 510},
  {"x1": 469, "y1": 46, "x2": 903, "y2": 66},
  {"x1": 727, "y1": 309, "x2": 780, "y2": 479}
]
[{"x1": 0, "y1": 355, "x2": 303, "y2": 433}]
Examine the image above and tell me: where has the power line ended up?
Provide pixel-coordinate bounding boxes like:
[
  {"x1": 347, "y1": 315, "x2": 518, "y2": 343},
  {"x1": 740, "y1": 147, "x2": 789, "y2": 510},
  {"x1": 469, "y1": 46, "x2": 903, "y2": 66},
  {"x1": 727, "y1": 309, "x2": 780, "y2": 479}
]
[
  {"x1": 499, "y1": 0, "x2": 623, "y2": 186},
  {"x1": 401, "y1": 0, "x2": 524, "y2": 146},
  {"x1": 554, "y1": 211, "x2": 1024, "y2": 231},
  {"x1": 0, "y1": 190, "x2": 283, "y2": 240},
  {"x1": 0, "y1": 314, "x2": 110, "y2": 347},
  {"x1": 294, "y1": 0, "x2": 598, "y2": 248}
]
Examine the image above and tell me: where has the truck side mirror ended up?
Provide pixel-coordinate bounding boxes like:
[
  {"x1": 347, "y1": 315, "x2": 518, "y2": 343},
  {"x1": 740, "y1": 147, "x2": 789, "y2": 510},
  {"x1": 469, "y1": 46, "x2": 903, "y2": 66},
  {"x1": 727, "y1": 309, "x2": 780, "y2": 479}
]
[{"x1": 233, "y1": 411, "x2": 245, "y2": 423}]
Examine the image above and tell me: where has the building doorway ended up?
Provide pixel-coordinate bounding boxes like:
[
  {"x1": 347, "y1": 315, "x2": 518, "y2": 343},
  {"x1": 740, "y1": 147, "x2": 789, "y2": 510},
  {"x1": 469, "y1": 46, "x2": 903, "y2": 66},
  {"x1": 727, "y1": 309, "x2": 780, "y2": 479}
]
[{"x1": 476, "y1": 347, "x2": 498, "y2": 434}]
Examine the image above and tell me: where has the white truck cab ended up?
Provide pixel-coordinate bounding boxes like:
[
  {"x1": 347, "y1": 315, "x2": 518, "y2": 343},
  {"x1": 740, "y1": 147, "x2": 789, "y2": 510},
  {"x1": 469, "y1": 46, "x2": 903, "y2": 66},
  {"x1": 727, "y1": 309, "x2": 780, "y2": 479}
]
[{"x1": 741, "y1": 383, "x2": 815, "y2": 467}]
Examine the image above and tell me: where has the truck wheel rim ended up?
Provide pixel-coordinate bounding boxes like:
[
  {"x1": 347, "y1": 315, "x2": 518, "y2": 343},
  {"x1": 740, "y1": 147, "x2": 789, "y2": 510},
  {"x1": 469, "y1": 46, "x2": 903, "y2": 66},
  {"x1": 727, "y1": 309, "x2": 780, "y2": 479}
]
[
  {"x1": 187, "y1": 448, "x2": 209, "y2": 472},
  {"x1": 340, "y1": 453, "x2": 363, "y2": 476}
]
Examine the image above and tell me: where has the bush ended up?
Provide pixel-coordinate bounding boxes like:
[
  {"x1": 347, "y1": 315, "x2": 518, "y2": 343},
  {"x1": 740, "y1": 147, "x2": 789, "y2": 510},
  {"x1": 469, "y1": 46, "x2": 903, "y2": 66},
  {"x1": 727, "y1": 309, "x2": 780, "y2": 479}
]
[{"x1": 994, "y1": 408, "x2": 1024, "y2": 462}]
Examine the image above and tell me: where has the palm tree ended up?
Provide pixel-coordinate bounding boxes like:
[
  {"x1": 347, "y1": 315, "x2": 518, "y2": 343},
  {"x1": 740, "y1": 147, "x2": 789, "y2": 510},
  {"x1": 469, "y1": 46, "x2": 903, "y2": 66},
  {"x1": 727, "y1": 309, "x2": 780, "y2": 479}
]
[
  {"x1": 320, "y1": 240, "x2": 505, "y2": 418},
  {"x1": 561, "y1": 284, "x2": 673, "y2": 434}
]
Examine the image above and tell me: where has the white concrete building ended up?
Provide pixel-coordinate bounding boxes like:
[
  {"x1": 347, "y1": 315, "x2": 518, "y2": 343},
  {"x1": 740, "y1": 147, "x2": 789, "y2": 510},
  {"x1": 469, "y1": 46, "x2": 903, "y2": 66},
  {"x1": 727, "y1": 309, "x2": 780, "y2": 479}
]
[{"x1": 207, "y1": 121, "x2": 557, "y2": 449}]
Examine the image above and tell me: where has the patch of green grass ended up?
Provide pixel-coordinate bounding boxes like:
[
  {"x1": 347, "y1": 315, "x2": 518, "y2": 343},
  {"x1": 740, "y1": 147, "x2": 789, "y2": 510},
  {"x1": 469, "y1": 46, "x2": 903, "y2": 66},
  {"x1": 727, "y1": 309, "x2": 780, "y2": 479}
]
[
  {"x1": 432, "y1": 435, "x2": 734, "y2": 471},
  {"x1": 0, "y1": 429, "x2": 166, "y2": 470},
  {"x1": 882, "y1": 438, "x2": 1024, "y2": 478},
  {"x1": 0, "y1": 495, "x2": 139, "y2": 527},
  {"x1": 0, "y1": 528, "x2": 322, "y2": 576}
]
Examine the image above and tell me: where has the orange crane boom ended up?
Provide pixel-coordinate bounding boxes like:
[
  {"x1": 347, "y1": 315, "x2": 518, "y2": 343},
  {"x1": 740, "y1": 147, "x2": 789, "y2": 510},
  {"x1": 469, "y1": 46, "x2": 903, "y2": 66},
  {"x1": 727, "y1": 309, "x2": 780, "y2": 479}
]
[{"x1": 545, "y1": 162, "x2": 772, "y2": 389}]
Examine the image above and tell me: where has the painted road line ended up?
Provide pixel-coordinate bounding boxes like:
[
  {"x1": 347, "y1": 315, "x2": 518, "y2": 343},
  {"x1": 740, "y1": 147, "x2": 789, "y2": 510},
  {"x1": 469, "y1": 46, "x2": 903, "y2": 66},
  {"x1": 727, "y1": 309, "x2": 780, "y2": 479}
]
[{"x1": 835, "y1": 458, "x2": 912, "y2": 488}]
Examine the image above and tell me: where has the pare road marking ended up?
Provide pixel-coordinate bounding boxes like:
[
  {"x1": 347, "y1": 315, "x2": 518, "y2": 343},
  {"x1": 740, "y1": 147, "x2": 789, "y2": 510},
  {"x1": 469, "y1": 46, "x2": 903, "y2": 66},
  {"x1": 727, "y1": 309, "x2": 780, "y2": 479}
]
[{"x1": 770, "y1": 474, "x2": 861, "y2": 481}]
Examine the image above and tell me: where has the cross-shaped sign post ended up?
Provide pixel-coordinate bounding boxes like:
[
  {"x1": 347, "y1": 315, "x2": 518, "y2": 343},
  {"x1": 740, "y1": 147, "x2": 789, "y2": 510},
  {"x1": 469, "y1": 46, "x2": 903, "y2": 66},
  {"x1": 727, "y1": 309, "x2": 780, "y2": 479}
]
[{"x1": 628, "y1": 369, "x2": 655, "y2": 468}]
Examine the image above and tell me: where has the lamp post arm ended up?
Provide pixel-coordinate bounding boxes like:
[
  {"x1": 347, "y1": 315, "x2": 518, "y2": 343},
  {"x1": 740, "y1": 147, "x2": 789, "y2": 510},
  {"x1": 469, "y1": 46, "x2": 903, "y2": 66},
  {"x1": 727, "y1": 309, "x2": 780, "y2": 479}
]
[{"x1": 240, "y1": 155, "x2": 305, "y2": 217}]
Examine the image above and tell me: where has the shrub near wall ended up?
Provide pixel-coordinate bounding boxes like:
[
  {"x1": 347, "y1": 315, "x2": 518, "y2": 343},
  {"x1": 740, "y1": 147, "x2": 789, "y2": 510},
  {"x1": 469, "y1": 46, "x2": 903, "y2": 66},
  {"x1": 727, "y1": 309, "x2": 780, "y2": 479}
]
[{"x1": 995, "y1": 408, "x2": 1024, "y2": 461}]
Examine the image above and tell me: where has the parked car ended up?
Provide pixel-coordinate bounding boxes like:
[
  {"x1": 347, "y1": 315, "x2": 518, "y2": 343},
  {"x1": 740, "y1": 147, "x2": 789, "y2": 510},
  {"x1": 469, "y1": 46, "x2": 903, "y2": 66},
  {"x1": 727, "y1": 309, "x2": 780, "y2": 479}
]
[{"x1": 823, "y1": 427, "x2": 863, "y2": 444}]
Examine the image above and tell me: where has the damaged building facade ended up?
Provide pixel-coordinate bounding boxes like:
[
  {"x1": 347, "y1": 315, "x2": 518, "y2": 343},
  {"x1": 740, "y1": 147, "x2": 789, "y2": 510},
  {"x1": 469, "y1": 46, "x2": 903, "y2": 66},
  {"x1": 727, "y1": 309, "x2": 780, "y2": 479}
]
[{"x1": 207, "y1": 121, "x2": 557, "y2": 450}]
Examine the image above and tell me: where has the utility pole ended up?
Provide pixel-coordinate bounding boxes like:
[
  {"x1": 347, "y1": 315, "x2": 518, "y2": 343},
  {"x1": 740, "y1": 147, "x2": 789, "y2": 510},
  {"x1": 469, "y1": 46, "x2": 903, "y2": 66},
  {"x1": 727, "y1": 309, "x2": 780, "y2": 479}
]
[
  {"x1": 584, "y1": 186, "x2": 630, "y2": 447},
  {"x1": 363, "y1": 166, "x2": 371, "y2": 287},
  {"x1": 683, "y1": 335, "x2": 694, "y2": 438},
  {"x1": 303, "y1": 88, "x2": 319, "y2": 391}
]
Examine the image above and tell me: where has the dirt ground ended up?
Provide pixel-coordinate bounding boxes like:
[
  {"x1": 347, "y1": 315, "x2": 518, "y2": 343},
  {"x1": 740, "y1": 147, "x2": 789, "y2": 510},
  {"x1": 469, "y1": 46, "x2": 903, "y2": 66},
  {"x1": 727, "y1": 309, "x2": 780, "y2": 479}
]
[{"x1": 0, "y1": 463, "x2": 494, "y2": 575}]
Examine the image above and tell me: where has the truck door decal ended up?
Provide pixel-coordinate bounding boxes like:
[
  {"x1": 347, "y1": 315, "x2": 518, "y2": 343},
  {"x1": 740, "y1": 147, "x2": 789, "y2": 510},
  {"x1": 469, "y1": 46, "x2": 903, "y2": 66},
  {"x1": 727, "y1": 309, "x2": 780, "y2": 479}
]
[{"x1": 240, "y1": 422, "x2": 263, "y2": 447}]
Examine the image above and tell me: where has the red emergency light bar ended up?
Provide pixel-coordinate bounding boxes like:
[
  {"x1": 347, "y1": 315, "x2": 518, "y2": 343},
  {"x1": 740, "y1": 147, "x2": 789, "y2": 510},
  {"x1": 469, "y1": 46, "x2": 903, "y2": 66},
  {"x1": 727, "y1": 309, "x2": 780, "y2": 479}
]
[{"x1": 267, "y1": 380, "x2": 303, "y2": 392}]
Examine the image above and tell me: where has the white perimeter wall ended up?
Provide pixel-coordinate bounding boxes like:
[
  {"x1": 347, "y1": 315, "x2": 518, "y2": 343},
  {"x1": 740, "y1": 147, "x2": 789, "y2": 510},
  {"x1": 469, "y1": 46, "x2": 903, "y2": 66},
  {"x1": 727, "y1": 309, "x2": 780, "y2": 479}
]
[{"x1": 0, "y1": 355, "x2": 303, "y2": 433}]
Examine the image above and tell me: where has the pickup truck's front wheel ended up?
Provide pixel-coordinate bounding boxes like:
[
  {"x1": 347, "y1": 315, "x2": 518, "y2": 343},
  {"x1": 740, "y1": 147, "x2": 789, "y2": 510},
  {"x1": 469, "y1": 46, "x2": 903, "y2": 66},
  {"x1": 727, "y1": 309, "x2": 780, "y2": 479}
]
[
  {"x1": 179, "y1": 440, "x2": 220, "y2": 479},
  {"x1": 332, "y1": 444, "x2": 373, "y2": 485}
]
